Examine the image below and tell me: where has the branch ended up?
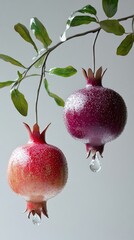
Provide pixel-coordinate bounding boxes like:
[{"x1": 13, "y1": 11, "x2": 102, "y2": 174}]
[
  {"x1": 31, "y1": 14, "x2": 134, "y2": 67},
  {"x1": 17, "y1": 14, "x2": 134, "y2": 122},
  {"x1": 10, "y1": 14, "x2": 134, "y2": 84},
  {"x1": 118, "y1": 14, "x2": 134, "y2": 22}
]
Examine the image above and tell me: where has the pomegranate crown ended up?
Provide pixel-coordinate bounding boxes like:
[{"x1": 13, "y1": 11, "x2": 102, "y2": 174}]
[
  {"x1": 82, "y1": 66, "x2": 107, "y2": 86},
  {"x1": 24, "y1": 122, "x2": 51, "y2": 143}
]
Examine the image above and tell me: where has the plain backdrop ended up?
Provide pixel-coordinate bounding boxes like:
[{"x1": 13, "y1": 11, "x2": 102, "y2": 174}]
[{"x1": 0, "y1": 0, "x2": 134, "y2": 240}]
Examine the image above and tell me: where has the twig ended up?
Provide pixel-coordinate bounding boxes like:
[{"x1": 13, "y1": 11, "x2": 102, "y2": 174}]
[
  {"x1": 93, "y1": 29, "x2": 101, "y2": 74},
  {"x1": 35, "y1": 52, "x2": 50, "y2": 124},
  {"x1": 26, "y1": 14, "x2": 134, "y2": 73}
]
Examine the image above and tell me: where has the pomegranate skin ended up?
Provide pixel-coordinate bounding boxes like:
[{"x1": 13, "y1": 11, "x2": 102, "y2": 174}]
[
  {"x1": 7, "y1": 123, "x2": 68, "y2": 219},
  {"x1": 64, "y1": 67, "x2": 127, "y2": 157}
]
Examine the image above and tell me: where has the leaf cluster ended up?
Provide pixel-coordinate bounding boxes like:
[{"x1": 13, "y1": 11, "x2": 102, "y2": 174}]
[
  {"x1": 0, "y1": 0, "x2": 133, "y2": 117},
  {"x1": 0, "y1": 18, "x2": 77, "y2": 116},
  {"x1": 61, "y1": 1, "x2": 134, "y2": 55}
]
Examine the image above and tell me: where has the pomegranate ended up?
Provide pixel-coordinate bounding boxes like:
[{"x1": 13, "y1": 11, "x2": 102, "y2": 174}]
[
  {"x1": 7, "y1": 123, "x2": 68, "y2": 222},
  {"x1": 64, "y1": 67, "x2": 127, "y2": 160}
]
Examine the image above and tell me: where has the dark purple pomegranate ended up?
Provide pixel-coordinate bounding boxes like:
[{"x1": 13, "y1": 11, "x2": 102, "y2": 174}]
[{"x1": 64, "y1": 67, "x2": 127, "y2": 161}]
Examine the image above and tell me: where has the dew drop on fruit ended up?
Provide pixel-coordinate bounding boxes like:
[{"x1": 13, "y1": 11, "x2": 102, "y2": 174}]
[
  {"x1": 90, "y1": 151, "x2": 101, "y2": 173},
  {"x1": 32, "y1": 213, "x2": 41, "y2": 226}
]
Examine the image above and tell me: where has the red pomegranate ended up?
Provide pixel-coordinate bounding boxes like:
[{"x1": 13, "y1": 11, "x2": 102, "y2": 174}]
[
  {"x1": 7, "y1": 123, "x2": 68, "y2": 222},
  {"x1": 64, "y1": 67, "x2": 127, "y2": 160}
]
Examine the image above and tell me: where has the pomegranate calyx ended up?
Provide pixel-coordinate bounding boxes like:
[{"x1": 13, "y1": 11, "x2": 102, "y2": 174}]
[
  {"x1": 82, "y1": 67, "x2": 106, "y2": 86},
  {"x1": 86, "y1": 143, "x2": 104, "y2": 159},
  {"x1": 24, "y1": 122, "x2": 51, "y2": 144},
  {"x1": 40, "y1": 123, "x2": 51, "y2": 142},
  {"x1": 26, "y1": 201, "x2": 48, "y2": 219},
  {"x1": 95, "y1": 66, "x2": 102, "y2": 80}
]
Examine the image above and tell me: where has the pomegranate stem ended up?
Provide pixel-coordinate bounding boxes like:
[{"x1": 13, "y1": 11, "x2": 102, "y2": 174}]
[
  {"x1": 35, "y1": 52, "x2": 50, "y2": 124},
  {"x1": 93, "y1": 29, "x2": 101, "y2": 74}
]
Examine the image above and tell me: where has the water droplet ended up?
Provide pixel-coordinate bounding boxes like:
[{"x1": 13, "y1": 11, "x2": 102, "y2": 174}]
[
  {"x1": 39, "y1": 48, "x2": 46, "y2": 54},
  {"x1": 90, "y1": 151, "x2": 101, "y2": 173},
  {"x1": 60, "y1": 20, "x2": 71, "y2": 42},
  {"x1": 60, "y1": 32, "x2": 67, "y2": 42},
  {"x1": 32, "y1": 213, "x2": 41, "y2": 226}
]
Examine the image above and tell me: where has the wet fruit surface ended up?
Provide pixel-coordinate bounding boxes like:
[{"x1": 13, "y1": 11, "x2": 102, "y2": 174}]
[
  {"x1": 64, "y1": 67, "x2": 127, "y2": 158},
  {"x1": 7, "y1": 123, "x2": 68, "y2": 221}
]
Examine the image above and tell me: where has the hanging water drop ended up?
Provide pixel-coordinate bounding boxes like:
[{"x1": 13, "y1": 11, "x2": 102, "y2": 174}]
[
  {"x1": 90, "y1": 151, "x2": 102, "y2": 173},
  {"x1": 60, "y1": 32, "x2": 67, "y2": 42},
  {"x1": 32, "y1": 213, "x2": 41, "y2": 226},
  {"x1": 60, "y1": 15, "x2": 73, "y2": 42}
]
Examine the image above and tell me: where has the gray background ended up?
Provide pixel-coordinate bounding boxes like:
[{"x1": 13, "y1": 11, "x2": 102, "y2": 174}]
[{"x1": 0, "y1": 0, "x2": 134, "y2": 239}]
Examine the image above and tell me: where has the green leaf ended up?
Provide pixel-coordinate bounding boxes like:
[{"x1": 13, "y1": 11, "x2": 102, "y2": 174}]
[
  {"x1": 0, "y1": 54, "x2": 26, "y2": 68},
  {"x1": 68, "y1": 15, "x2": 97, "y2": 27},
  {"x1": 44, "y1": 79, "x2": 65, "y2": 107},
  {"x1": 102, "y1": 0, "x2": 119, "y2": 18},
  {"x1": 117, "y1": 34, "x2": 134, "y2": 56},
  {"x1": 100, "y1": 20, "x2": 125, "y2": 35},
  {"x1": 11, "y1": 89, "x2": 28, "y2": 116},
  {"x1": 77, "y1": 5, "x2": 97, "y2": 15},
  {"x1": 60, "y1": 7, "x2": 97, "y2": 42},
  {"x1": 0, "y1": 81, "x2": 15, "y2": 88},
  {"x1": 14, "y1": 23, "x2": 38, "y2": 53},
  {"x1": 17, "y1": 71, "x2": 23, "y2": 79},
  {"x1": 30, "y1": 17, "x2": 52, "y2": 48},
  {"x1": 49, "y1": 66, "x2": 77, "y2": 77}
]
